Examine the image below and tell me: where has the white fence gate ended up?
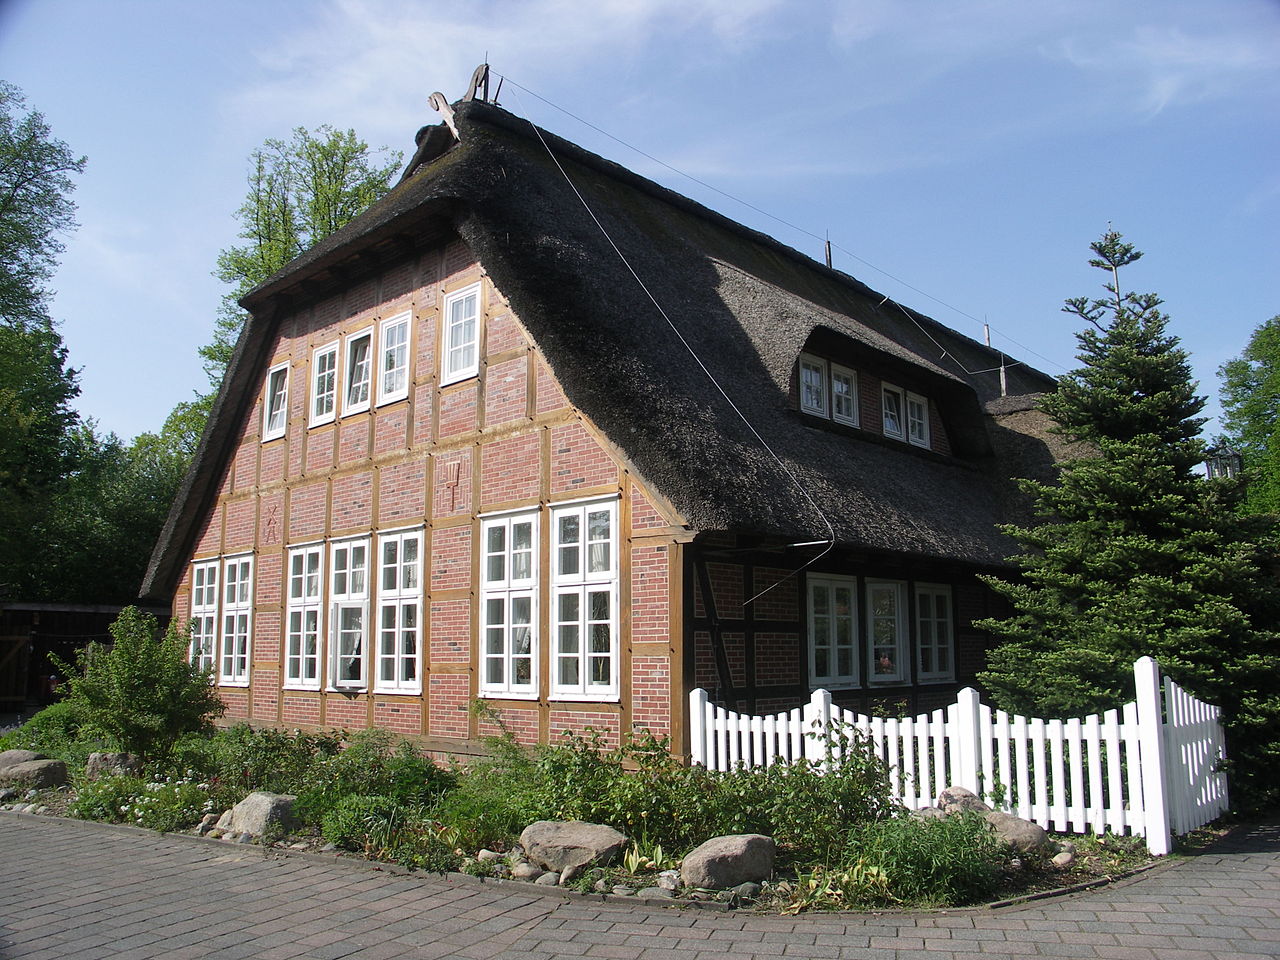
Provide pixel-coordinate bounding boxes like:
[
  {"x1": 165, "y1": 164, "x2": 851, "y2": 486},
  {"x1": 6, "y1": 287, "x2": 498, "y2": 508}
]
[{"x1": 688, "y1": 657, "x2": 1227, "y2": 855}]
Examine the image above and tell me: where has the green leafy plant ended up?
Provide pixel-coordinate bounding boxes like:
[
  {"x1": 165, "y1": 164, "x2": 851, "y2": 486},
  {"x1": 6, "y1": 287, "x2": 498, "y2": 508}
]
[
  {"x1": 776, "y1": 861, "x2": 893, "y2": 913},
  {"x1": 67, "y1": 774, "x2": 147, "y2": 823},
  {"x1": 0, "y1": 700, "x2": 101, "y2": 769},
  {"x1": 845, "y1": 813, "x2": 1004, "y2": 906}
]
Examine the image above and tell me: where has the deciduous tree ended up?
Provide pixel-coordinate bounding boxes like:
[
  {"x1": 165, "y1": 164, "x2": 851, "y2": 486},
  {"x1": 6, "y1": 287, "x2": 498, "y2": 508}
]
[{"x1": 1218, "y1": 315, "x2": 1280, "y2": 514}]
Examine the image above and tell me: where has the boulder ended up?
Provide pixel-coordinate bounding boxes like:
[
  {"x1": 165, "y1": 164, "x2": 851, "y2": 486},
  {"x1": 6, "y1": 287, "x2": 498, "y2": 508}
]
[
  {"x1": 0, "y1": 759, "x2": 67, "y2": 789},
  {"x1": 0, "y1": 749, "x2": 45, "y2": 769},
  {"x1": 519, "y1": 821, "x2": 627, "y2": 873},
  {"x1": 937, "y1": 786, "x2": 992, "y2": 815},
  {"x1": 984, "y1": 810, "x2": 1052, "y2": 854},
  {"x1": 680, "y1": 834, "x2": 776, "y2": 890},
  {"x1": 221, "y1": 792, "x2": 299, "y2": 837},
  {"x1": 85, "y1": 752, "x2": 143, "y2": 780}
]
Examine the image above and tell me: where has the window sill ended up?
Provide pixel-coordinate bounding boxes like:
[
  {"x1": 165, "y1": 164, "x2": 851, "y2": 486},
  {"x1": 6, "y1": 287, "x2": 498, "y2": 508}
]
[
  {"x1": 811, "y1": 680, "x2": 860, "y2": 691},
  {"x1": 478, "y1": 690, "x2": 540, "y2": 701},
  {"x1": 373, "y1": 686, "x2": 424, "y2": 697},
  {"x1": 282, "y1": 683, "x2": 321, "y2": 692},
  {"x1": 219, "y1": 679, "x2": 250, "y2": 688},
  {"x1": 547, "y1": 693, "x2": 621, "y2": 704}
]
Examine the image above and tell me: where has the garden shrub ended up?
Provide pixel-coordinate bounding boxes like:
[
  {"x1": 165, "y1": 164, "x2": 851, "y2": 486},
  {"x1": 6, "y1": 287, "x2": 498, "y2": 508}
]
[
  {"x1": 68, "y1": 774, "x2": 147, "y2": 823},
  {"x1": 68, "y1": 773, "x2": 214, "y2": 832},
  {"x1": 845, "y1": 812, "x2": 1004, "y2": 906},
  {"x1": 169, "y1": 724, "x2": 342, "y2": 809},
  {"x1": 0, "y1": 700, "x2": 101, "y2": 770},
  {"x1": 322, "y1": 793, "x2": 459, "y2": 873}
]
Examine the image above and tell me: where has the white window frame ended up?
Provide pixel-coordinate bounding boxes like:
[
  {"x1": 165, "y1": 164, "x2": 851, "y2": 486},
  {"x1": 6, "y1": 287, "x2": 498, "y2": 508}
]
[
  {"x1": 881, "y1": 383, "x2": 906, "y2": 440},
  {"x1": 343, "y1": 329, "x2": 373, "y2": 416},
  {"x1": 376, "y1": 312, "x2": 411, "y2": 406},
  {"x1": 550, "y1": 498, "x2": 619, "y2": 701},
  {"x1": 262, "y1": 362, "x2": 289, "y2": 441},
  {"x1": 479, "y1": 511, "x2": 539, "y2": 699},
  {"x1": 375, "y1": 528, "x2": 423, "y2": 694},
  {"x1": 831, "y1": 363, "x2": 859, "y2": 427},
  {"x1": 808, "y1": 575, "x2": 858, "y2": 688},
  {"x1": 916, "y1": 583, "x2": 954, "y2": 683},
  {"x1": 440, "y1": 283, "x2": 481, "y2": 386},
  {"x1": 799, "y1": 354, "x2": 828, "y2": 417},
  {"x1": 866, "y1": 579, "x2": 907, "y2": 684},
  {"x1": 328, "y1": 537, "x2": 369, "y2": 690},
  {"x1": 285, "y1": 545, "x2": 324, "y2": 690},
  {"x1": 906, "y1": 391, "x2": 930, "y2": 448},
  {"x1": 220, "y1": 555, "x2": 253, "y2": 686},
  {"x1": 310, "y1": 341, "x2": 338, "y2": 427},
  {"x1": 189, "y1": 561, "x2": 219, "y2": 674}
]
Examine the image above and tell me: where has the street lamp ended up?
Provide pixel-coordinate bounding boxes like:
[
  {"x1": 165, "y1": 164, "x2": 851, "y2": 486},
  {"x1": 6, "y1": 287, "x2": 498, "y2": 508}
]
[{"x1": 1204, "y1": 441, "x2": 1243, "y2": 480}]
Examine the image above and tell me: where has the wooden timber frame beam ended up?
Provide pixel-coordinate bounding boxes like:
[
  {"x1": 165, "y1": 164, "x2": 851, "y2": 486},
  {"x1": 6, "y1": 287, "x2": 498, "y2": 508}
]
[{"x1": 692, "y1": 548, "x2": 736, "y2": 710}]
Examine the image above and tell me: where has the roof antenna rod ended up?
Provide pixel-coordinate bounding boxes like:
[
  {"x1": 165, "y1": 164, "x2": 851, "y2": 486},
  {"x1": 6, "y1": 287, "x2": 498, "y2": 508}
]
[
  {"x1": 985, "y1": 319, "x2": 1008, "y2": 397},
  {"x1": 824, "y1": 233, "x2": 832, "y2": 268}
]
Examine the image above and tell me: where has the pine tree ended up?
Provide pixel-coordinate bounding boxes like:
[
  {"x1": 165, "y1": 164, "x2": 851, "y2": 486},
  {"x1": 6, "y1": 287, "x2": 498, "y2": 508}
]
[{"x1": 978, "y1": 232, "x2": 1280, "y2": 808}]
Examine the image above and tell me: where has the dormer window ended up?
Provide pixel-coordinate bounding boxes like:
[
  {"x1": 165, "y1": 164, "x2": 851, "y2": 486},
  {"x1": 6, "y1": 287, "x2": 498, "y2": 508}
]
[
  {"x1": 831, "y1": 364, "x2": 859, "y2": 426},
  {"x1": 799, "y1": 354, "x2": 828, "y2": 416},
  {"x1": 262, "y1": 363, "x2": 289, "y2": 441},
  {"x1": 906, "y1": 392, "x2": 930, "y2": 447},
  {"x1": 881, "y1": 384, "x2": 905, "y2": 440}
]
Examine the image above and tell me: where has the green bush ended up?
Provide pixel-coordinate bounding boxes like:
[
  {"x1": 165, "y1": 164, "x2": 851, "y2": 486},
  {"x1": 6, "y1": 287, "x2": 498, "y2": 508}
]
[
  {"x1": 322, "y1": 793, "x2": 458, "y2": 872},
  {"x1": 68, "y1": 773, "x2": 214, "y2": 832},
  {"x1": 0, "y1": 700, "x2": 102, "y2": 769},
  {"x1": 169, "y1": 724, "x2": 342, "y2": 809},
  {"x1": 845, "y1": 812, "x2": 1004, "y2": 906},
  {"x1": 68, "y1": 774, "x2": 147, "y2": 823},
  {"x1": 51, "y1": 607, "x2": 225, "y2": 764}
]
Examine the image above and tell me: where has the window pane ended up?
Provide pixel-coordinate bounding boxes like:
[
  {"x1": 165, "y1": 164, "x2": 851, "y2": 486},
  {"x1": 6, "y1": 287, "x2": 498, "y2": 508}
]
[
  {"x1": 590, "y1": 658, "x2": 610, "y2": 684},
  {"x1": 588, "y1": 590, "x2": 610, "y2": 621},
  {"x1": 559, "y1": 658, "x2": 579, "y2": 686},
  {"x1": 590, "y1": 623, "x2": 611, "y2": 653},
  {"x1": 559, "y1": 623, "x2": 579, "y2": 654}
]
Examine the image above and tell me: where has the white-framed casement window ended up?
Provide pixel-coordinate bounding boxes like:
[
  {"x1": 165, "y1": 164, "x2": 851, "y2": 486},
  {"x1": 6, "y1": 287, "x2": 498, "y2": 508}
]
[
  {"x1": 310, "y1": 342, "x2": 338, "y2": 426},
  {"x1": 906, "y1": 391, "x2": 930, "y2": 448},
  {"x1": 285, "y1": 545, "x2": 323, "y2": 689},
  {"x1": 867, "y1": 579, "x2": 906, "y2": 683},
  {"x1": 377, "y1": 312, "x2": 411, "y2": 405},
  {"x1": 799, "y1": 354, "x2": 828, "y2": 417},
  {"x1": 220, "y1": 555, "x2": 253, "y2": 686},
  {"x1": 375, "y1": 529, "x2": 422, "y2": 693},
  {"x1": 329, "y1": 538, "x2": 369, "y2": 689},
  {"x1": 881, "y1": 384, "x2": 905, "y2": 440},
  {"x1": 808, "y1": 575, "x2": 858, "y2": 688},
  {"x1": 479, "y1": 511, "x2": 538, "y2": 698},
  {"x1": 262, "y1": 362, "x2": 289, "y2": 441},
  {"x1": 831, "y1": 364, "x2": 859, "y2": 426},
  {"x1": 916, "y1": 583, "x2": 954, "y2": 682},
  {"x1": 551, "y1": 498, "x2": 619, "y2": 699},
  {"x1": 441, "y1": 283, "x2": 481, "y2": 385},
  {"x1": 189, "y1": 561, "x2": 219, "y2": 673},
  {"x1": 343, "y1": 330, "x2": 373, "y2": 415}
]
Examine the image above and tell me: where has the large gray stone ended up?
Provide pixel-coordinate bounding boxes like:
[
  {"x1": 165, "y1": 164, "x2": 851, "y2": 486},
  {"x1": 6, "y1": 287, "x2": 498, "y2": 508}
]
[
  {"x1": 0, "y1": 759, "x2": 67, "y2": 789},
  {"x1": 85, "y1": 752, "x2": 143, "y2": 780},
  {"x1": 937, "y1": 786, "x2": 992, "y2": 815},
  {"x1": 222, "y1": 792, "x2": 299, "y2": 837},
  {"x1": 984, "y1": 810, "x2": 1052, "y2": 853},
  {"x1": 680, "y1": 834, "x2": 776, "y2": 890},
  {"x1": 0, "y1": 749, "x2": 44, "y2": 770},
  {"x1": 519, "y1": 821, "x2": 627, "y2": 873}
]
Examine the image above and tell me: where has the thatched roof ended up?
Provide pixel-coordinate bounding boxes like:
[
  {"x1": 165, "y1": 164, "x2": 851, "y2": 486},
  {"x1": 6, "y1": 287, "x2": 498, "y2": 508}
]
[{"x1": 142, "y1": 99, "x2": 1058, "y2": 601}]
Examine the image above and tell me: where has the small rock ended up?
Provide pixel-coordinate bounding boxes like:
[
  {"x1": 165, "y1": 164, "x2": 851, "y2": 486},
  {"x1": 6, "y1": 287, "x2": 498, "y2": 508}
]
[
  {"x1": 593, "y1": 878, "x2": 609, "y2": 893},
  {"x1": 656, "y1": 873, "x2": 680, "y2": 891},
  {"x1": 560, "y1": 863, "x2": 584, "y2": 884},
  {"x1": 680, "y1": 834, "x2": 776, "y2": 890},
  {"x1": 1051, "y1": 850, "x2": 1075, "y2": 867},
  {"x1": 206, "y1": 828, "x2": 224, "y2": 840},
  {"x1": 85, "y1": 752, "x2": 143, "y2": 781},
  {"x1": 910, "y1": 806, "x2": 947, "y2": 820},
  {"x1": 1009, "y1": 857, "x2": 1023, "y2": 871},
  {"x1": 731, "y1": 881, "x2": 762, "y2": 900},
  {"x1": 236, "y1": 832, "x2": 254, "y2": 844},
  {"x1": 35, "y1": 805, "x2": 48, "y2": 815},
  {"x1": 611, "y1": 886, "x2": 635, "y2": 896},
  {"x1": 289, "y1": 841, "x2": 309, "y2": 850},
  {"x1": 534, "y1": 871, "x2": 561, "y2": 886},
  {"x1": 320, "y1": 843, "x2": 339, "y2": 853},
  {"x1": 0, "y1": 788, "x2": 18, "y2": 802},
  {"x1": 23, "y1": 789, "x2": 38, "y2": 800},
  {"x1": 937, "y1": 786, "x2": 992, "y2": 815},
  {"x1": 1056, "y1": 840, "x2": 1077, "y2": 856},
  {"x1": 510, "y1": 862, "x2": 543, "y2": 881},
  {"x1": 636, "y1": 887, "x2": 674, "y2": 900},
  {"x1": 216, "y1": 810, "x2": 234, "y2": 831},
  {"x1": 476, "y1": 849, "x2": 503, "y2": 862}
]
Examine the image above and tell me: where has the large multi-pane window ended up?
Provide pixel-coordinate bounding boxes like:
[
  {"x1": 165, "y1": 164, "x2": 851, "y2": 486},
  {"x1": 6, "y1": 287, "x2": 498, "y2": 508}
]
[
  {"x1": 551, "y1": 499, "x2": 618, "y2": 698},
  {"x1": 480, "y1": 512, "x2": 538, "y2": 697},
  {"x1": 377, "y1": 313, "x2": 411, "y2": 405},
  {"x1": 375, "y1": 529, "x2": 422, "y2": 693},
  {"x1": 441, "y1": 284, "x2": 480, "y2": 385},
  {"x1": 329, "y1": 538, "x2": 369, "y2": 689},
  {"x1": 220, "y1": 556, "x2": 253, "y2": 685},
  {"x1": 285, "y1": 545, "x2": 323, "y2": 688},
  {"x1": 189, "y1": 561, "x2": 219, "y2": 673},
  {"x1": 916, "y1": 584, "x2": 954, "y2": 682},
  {"x1": 808, "y1": 576, "x2": 857, "y2": 687},
  {"x1": 343, "y1": 330, "x2": 373, "y2": 415},
  {"x1": 311, "y1": 342, "x2": 338, "y2": 426},
  {"x1": 867, "y1": 580, "x2": 906, "y2": 683},
  {"x1": 262, "y1": 363, "x2": 289, "y2": 441}
]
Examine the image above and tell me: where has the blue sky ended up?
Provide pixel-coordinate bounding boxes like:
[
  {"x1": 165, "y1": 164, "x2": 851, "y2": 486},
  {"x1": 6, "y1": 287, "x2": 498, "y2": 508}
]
[{"x1": 2, "y1": 0, "x2": 1277, "y2": 441}]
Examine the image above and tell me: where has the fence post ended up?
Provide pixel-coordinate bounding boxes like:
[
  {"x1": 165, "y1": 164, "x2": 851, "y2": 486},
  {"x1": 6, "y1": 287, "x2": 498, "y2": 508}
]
[
  {"x1": 955, "y1": 687, "x2": 983, "y2": 796},
  {"x1": 804, "y1": 688, "x2": 832, "y2": 765},
  {"x1": 1134, "y1": 657, "x2": 1172, "y2": 856},
  {"x1": 689, "y1": 688, "x2": 708, "y2": 767}
]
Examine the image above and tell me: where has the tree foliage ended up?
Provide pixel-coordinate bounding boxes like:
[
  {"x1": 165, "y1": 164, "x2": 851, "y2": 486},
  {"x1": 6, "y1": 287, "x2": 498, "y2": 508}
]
[
  {"x1": 201, "y1": 126, "x2": 401, "y2": 387},
  {"x1": 978, "y1": 232, "x2": 1280, "y2": 809},
  {"x1": 50, "y1": 607, "x2": 224, "y2": 763},
  {"x1": 1218, "y1": 315, "x2": 1280, "y2": 515}
]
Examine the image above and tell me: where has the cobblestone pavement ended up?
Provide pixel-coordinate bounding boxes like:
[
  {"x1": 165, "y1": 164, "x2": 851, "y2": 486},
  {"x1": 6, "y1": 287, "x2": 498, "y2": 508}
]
[{"x1": 1, "y1": 813, "x2": 1276, "y2": 960}]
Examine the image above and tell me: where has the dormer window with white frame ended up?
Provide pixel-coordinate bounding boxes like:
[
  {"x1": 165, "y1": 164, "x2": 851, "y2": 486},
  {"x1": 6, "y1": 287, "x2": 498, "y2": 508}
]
[
  {"x1": 441, "y1": 283, "x2": 480, "y2": 385},
  {"x1": 343, "y1": 330, "x2": 373, "y2": 415},
  {"x1": 262, "y1": 363, "x2": 289, "y2": 441},
  {"x1": 377, "y1": 312, "x2": 411, "y2": 405},
  {"x1": 906, "y1": 391, "x2": 930, "y2": 448},
  {"x1": 881, "y1": 384, "x2": 905, "y2": 440},
  {"x1": 831, "y1": 364, "x2": 859, "y2": 426},
  {"x1": 311, "y1": 342, "x2": 338, "y2": 426},
  {"x1": 799, "y1": 354, "x2": 828, "y2": 417}
]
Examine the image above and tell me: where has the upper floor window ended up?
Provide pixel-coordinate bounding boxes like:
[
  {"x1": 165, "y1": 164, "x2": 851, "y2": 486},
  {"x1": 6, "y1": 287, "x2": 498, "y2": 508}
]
[
  {"x1": 906, "y1": 392, "x2": 929, "y2": 448},
  {"x1": 916, "y1": 583, "x2": 954, "y2": 682},
  {"x1": 867, "y1": 579, "x2": 906, "y2": 683},
  {"x1": 343, "y1": 330, "x2": 372, "y2": 415},
  {"x1": 480, "y1": 511, "x2": 538, "y2": 698},
  {"x1": 799, "y1": 354, "x2": 827, "y2": 416},
  {"x1": 377, "y1": 313, "x2": 411, "y2": 405},
  {"x1": 262, "y1": 363, "x2": 289, "y2": 441},
  {"x1": 376, "y1": 529, "x2": 422, "y2": 693},
  {"x1": 189, "y1": 561, "x2": 218, "y2": 673},
  {"x1": 285, "y1": 545, "x2": 323, "y2": 689},
  {"x1": 831, "y1": 364, "x2": 859, "y2": 426},
  {"x1": 808, "y1": 575, "x2": 857, "y2": 688},
  {"x1": 220, "y1": 555, "x2": 253, "y2": 685},
  {"x1": 881, "y1": 384, "x2": 905, "y2": 440},
  {"x1": 441, "y1": 284, "x2": 480, "y2": 385},
  {"x1": 311, "y1": 342, "x2": 338, "y2": 427}
]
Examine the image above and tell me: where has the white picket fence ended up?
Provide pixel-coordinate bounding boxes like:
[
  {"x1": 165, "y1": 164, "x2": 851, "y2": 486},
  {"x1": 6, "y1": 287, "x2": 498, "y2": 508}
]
[{"x1": 688, "y1": 657, "x2": 1227, "y2": 854}]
